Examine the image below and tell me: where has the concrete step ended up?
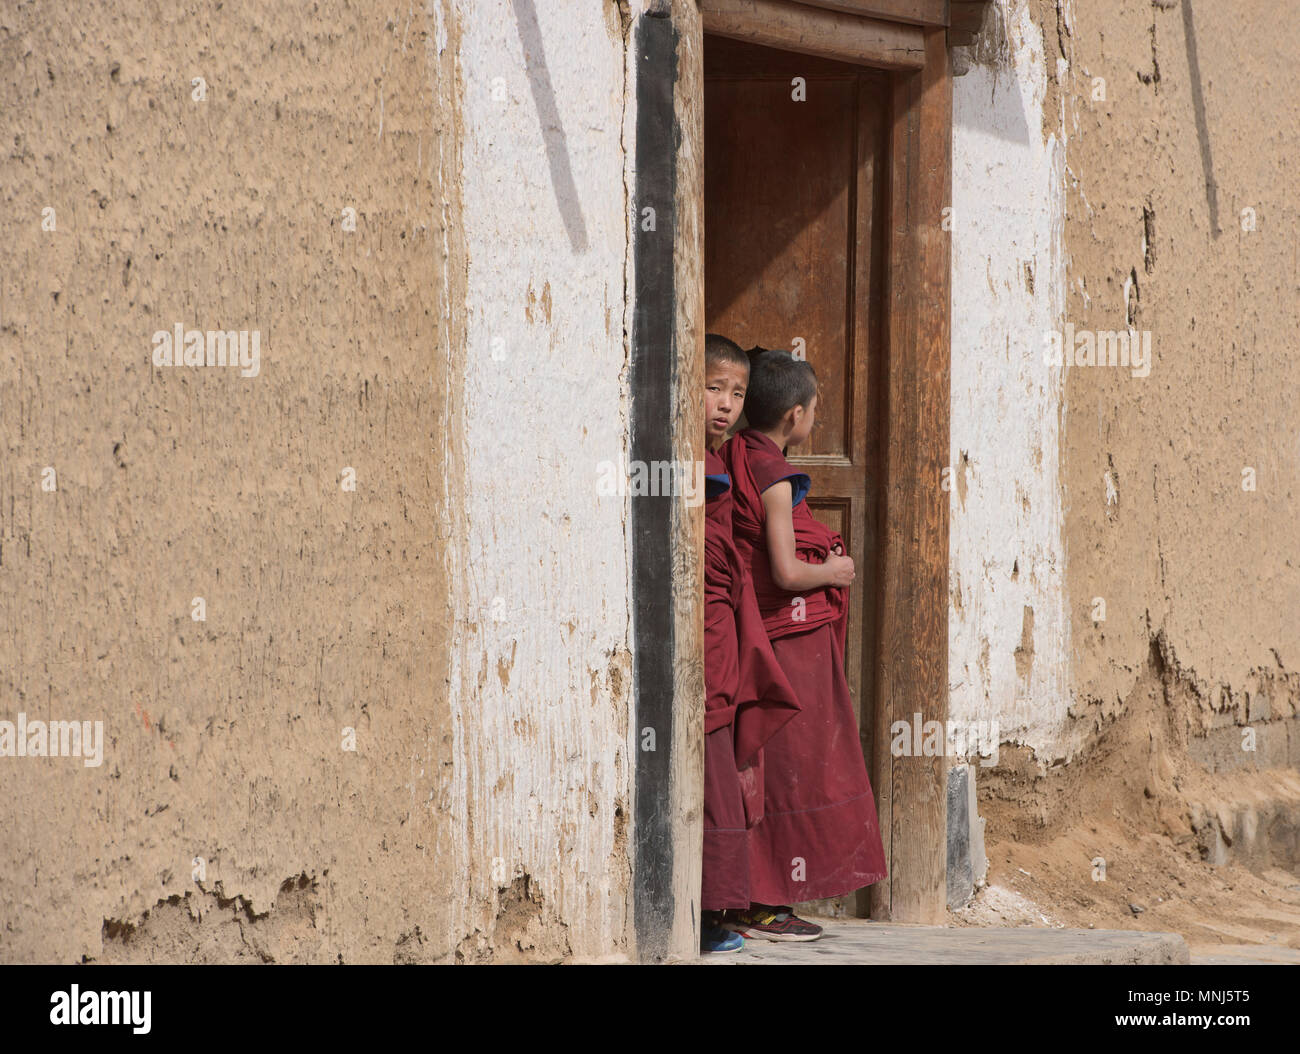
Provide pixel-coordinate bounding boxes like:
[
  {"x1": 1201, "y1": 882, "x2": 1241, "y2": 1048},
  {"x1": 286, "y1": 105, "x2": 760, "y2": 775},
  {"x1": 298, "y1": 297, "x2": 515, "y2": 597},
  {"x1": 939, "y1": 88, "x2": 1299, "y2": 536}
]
[{"x1": 698, "y1": 918, "x2": 1189, "y2": 964}]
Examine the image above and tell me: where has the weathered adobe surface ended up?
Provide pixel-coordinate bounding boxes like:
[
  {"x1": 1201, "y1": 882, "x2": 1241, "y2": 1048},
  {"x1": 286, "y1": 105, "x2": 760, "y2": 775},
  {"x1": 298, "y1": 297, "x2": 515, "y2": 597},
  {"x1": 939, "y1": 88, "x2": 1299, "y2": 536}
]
[
  {"x1": 97, "y1": 869, "x2": 572, "y2": 964},
  {"x1": 963, "y1": 0, "x2": 1300, "y2": 948},
  {"x1": 3, "y1": 0, "x2": 644, "y2": 966},
  {"x1": 1048, "y1": 0, "x2": 1300, "y2": 740},
  {"x1": 973, "y1": 628, "x2": 1300, "y2": 950},
  {"x1": 0, "y1": 1, "x2": 471, "y2": 963},
  {"x1": 982, "y1": 629, "x2": 1300, "y2": 851}
]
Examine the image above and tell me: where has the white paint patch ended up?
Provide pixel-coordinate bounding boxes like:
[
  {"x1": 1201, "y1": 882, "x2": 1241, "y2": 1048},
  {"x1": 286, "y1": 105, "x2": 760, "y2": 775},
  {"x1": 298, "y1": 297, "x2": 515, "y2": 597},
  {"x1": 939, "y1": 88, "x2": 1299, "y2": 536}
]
[
  {"x1": 446, "y1": 1, "x2": 631, "y2": 955},
  {"x1": 950, "y1": 0, "x2": 1072, "y2": 759}
]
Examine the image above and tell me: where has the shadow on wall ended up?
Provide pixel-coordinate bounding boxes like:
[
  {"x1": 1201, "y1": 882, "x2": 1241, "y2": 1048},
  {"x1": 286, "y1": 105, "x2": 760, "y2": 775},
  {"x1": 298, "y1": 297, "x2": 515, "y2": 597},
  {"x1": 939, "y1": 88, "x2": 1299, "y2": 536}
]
[
  {"x1": 510, "y1": 0, "x2": 590, "y2": 253},
  {"x1": 951, "y1": 0, "x2": 1219, "y2": 234}
]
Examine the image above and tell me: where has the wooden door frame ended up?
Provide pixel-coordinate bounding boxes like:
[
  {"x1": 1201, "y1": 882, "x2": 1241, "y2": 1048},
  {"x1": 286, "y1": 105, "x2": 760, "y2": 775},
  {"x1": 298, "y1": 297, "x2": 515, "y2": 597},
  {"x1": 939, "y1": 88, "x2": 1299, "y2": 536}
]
[
  {"x1": 871, "y1": 18, "x2": 951, "y2": 924},
  {"x1": 631, "y1": 0, "x2": 956, "y2": 960}
]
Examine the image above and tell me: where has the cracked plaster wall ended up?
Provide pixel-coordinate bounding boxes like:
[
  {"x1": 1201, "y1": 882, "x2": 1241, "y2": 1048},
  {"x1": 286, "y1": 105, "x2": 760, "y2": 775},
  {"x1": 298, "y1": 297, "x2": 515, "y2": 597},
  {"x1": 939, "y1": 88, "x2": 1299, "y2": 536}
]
[
  {"x1": 1, "y1": 0, "x2": 640, "y2": 964},
  {"x1": 951, "y1": 0, "x2": 1300, "y2": 767}
]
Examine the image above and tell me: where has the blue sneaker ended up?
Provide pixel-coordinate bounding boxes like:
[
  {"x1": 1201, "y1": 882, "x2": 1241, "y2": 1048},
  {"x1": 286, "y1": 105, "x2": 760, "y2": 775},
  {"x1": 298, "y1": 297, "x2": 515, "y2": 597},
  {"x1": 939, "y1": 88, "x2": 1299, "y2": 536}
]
[{"x1": 701, "y1": 923, "x2": 745, "y2": 954}]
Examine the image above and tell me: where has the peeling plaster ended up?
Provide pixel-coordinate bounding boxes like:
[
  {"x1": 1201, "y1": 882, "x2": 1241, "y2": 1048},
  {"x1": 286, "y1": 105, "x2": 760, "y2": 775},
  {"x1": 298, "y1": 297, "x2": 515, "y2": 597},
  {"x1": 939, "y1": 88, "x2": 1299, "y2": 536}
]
[
  {"x1": 444, "y1": 0, "x2": 633, "y2": 958},
  {"x1": 950, "y1": 0, "x2": 1071, "y2": 756}
]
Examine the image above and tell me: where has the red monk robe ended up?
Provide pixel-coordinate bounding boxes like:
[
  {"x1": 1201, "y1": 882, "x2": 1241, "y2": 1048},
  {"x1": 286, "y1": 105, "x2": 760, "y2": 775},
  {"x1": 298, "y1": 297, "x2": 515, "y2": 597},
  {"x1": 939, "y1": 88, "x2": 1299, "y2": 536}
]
[
  {"x1": 722, "y1": 429, "x2": 887, "y2": 904},
  {"x1": 702, "y1": 448, "x2": 802, "y2": 910}
]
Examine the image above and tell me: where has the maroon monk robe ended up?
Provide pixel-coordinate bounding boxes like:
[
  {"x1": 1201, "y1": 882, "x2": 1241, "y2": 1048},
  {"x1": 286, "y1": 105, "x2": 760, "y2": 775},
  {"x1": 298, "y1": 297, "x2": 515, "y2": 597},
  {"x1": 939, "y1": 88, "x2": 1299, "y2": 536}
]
[
  {"x1": 702, "y1": 448, "x2": 802, "y2": 910},
  {"x1": 722, "y1": 429, "x2": 888, "y2": 904}
]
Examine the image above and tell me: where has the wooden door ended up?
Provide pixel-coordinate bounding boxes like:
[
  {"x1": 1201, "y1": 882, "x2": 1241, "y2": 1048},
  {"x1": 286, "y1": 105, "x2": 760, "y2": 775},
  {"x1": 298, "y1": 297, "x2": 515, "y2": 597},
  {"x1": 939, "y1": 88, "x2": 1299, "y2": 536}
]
[{"x1": 704, "y1": 35, "x2": 888, "y2": 916}]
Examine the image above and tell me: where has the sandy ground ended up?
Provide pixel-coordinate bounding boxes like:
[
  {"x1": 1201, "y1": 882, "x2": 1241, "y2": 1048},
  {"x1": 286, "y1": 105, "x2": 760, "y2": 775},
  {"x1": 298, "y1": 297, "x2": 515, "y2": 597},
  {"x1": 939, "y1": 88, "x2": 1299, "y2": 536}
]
[
  {"x1": 954, "y1": 845, "x2": 1300, "y2": 961},
  {"x1": 944, "y1": 627, "x2": 1300, "y2": 962},
  {"x1": 954, "y1": 760, "x2": 1300, "y2": 960}
]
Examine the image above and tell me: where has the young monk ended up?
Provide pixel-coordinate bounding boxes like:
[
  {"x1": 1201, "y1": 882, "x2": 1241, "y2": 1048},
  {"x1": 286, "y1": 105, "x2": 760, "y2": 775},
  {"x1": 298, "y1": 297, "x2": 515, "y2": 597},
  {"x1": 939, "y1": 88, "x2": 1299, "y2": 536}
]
[
  {"x1": 700, "y1": 334, "x2": 802, "y2": 953},
  {"x1": 721, "y1": 348, "x2": 887, "y2": 942}
]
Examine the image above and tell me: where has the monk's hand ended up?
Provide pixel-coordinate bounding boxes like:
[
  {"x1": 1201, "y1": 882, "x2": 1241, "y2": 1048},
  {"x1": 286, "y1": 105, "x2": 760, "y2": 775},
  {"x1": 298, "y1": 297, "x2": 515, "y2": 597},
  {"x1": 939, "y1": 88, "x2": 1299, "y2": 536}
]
[
  {"x1": 831, "y1": 543, "x2": 844, "y2": 556},
  {"x1": 826, "y1": 553, "x2": 855, "y2": 588}
]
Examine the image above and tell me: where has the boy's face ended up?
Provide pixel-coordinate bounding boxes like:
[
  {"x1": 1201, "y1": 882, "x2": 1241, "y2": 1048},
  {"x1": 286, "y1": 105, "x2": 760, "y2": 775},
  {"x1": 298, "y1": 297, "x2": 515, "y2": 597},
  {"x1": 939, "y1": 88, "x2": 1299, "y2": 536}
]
[
  {"x1": 788, "y1": 392, "x2": 818, "y2": 447},
  {"x1": 705, "y1": 360, "x2": 748, "y2": 443}
]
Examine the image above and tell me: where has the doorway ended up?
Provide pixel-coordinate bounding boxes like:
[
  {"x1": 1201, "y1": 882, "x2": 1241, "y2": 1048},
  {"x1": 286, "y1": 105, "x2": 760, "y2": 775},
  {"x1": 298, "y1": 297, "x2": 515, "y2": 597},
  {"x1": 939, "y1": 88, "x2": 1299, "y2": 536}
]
[{"x1": 704, "y1": 34, "x2": 889, "y2": 918}]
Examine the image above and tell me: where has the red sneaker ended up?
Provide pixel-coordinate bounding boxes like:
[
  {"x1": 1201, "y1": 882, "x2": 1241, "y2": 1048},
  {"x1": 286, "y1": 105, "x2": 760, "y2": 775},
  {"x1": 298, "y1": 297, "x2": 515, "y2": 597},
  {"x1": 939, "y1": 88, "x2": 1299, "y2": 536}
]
[{"x1": 725, "y1": 905, "x2": 823, "y2": 942}]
